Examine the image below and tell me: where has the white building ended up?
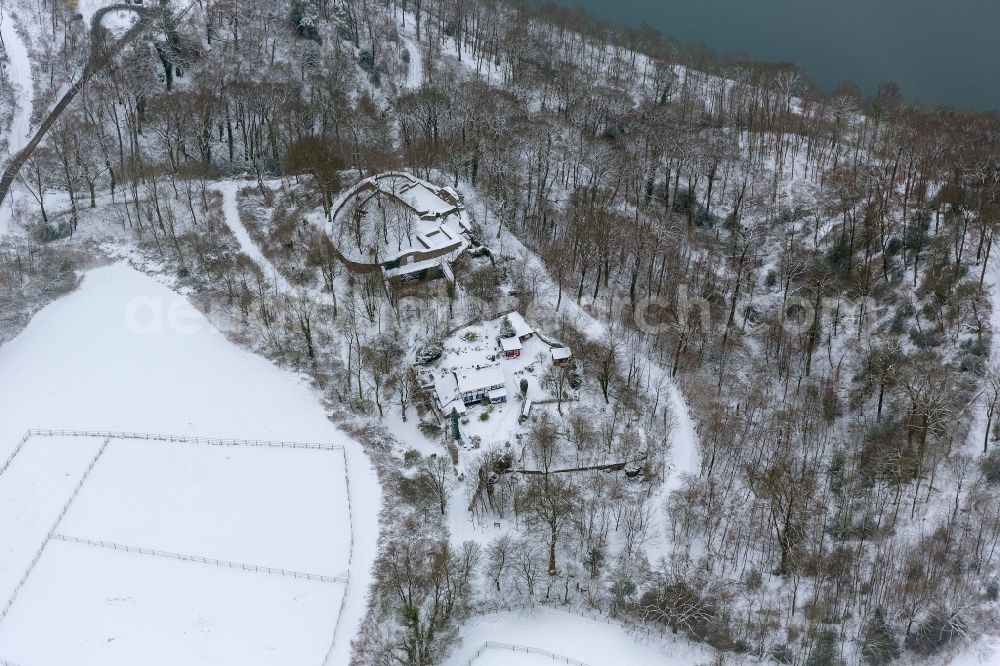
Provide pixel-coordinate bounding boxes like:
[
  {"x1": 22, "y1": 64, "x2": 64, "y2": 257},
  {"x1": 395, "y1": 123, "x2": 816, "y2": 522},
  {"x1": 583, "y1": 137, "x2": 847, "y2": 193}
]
[
  {"x1": 455, "y1": 364, "x2": 507, "y2": 405},
  {"x1": 506, "y1": 312, "x2": 534, "y2": 340},
  {"x1": 551, "y1": 346, "x2": 572, "y2": 364},
  {"x1": 499, "y1": 335, "x2": 523, "y2": 359}
]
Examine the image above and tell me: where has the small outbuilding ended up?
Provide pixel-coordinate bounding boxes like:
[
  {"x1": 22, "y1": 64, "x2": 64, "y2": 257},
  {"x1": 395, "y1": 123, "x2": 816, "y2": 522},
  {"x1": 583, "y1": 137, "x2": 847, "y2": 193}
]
[
  {"x1": 506, "y1": 312, "x2": 534, "y2": 341},
  {"x1": 500, "y1": 336, "x2": 522, "y2": 359},
  {"x1": 551, "y1": 346, "x2": 572, "y2": 364},
  {"x1": 519, "y1": 399, "x2": 532, "y2": 424}
]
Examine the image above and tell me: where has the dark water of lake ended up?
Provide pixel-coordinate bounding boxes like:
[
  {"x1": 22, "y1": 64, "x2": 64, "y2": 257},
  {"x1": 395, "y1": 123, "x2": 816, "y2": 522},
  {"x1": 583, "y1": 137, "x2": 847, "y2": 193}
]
[{"x1": 557, "y1": 0, "x2": 1000, "y2": 111}]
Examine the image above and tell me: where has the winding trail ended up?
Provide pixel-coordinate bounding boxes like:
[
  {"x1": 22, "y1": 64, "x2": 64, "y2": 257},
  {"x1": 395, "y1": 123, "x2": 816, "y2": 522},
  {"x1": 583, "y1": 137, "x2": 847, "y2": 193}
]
[
  {"x1": 213, "y1": 181, "x2": 292, "y2": 293},
  {"x1": 474, "y1": 191, "x2": 701, "y2": 560},
  {"x1": 0, "y1": 4, "x2": 32, "y2": 235},
  {"x1": 401, "y1": 32, "x2": 423, "y2": 89},
  {"x1": 0, "y1": 6, "x2": 32, "y2": 158},
  {"x1": 0, "y1": 4, "x2": 158, "y2": 211}
]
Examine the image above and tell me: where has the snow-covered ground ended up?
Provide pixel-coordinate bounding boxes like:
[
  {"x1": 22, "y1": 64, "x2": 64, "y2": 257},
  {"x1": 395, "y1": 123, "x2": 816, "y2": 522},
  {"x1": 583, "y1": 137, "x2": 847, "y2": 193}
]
[
  {"x1": 466, "y1": 186, "x2": 702, "y2": 548},
  {"x1": 401, "y1": 32, "x2": 423, "y2": 89},
  {"x1": 965, "y1": 253, "x2": 1000, "y2": 452},
  {"x1": 0, "y1": 435, "x2": 102, "y2": 605},
  {"x1": 0, "y1": 4, "x2": 32, "y2": 158},
  {"x1": 76, "y1": 0, "x2": 111, "y2": 26},
  {"x1": 97, "y1": 6, "x2": 140, "y2": 37},
  {"x1": 950, "y1": 257, "x2": 1000, "y2": 666},
  {"x1": 215, "y1": 181, "x2": 292, "y2": 292},
  {"x1": 442, "y1": 607, "x2": 715, "y2": 666},
  {"x1": 0, "y1": 263, "x2": 379, "y2": 666},
  {"x1": 468, "y1": 653, "x2": 588, "y2": 666},
  {"x1": 0, "y1": 2, "x2": 33, "y2": 237},
  {"x1": 951, "y1": 640, "x2": 1000, "y2": 666},
  {"x1": 57, "y1": 437, "x2": 351, "y2": 576},
  {"x1": 0, "y1": 539, "x2": 344, "y2": 666}
]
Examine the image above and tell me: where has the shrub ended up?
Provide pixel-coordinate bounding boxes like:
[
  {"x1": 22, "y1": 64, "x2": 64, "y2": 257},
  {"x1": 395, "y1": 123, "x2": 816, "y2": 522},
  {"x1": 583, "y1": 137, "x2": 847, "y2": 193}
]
[
  {"x1": 289, "y1": 0, "x2": 320, "y2": 40},
  {"x1": 500, "y1": 316, "x2": 515, "y2": 338},
  {"x1": 981, "y1": 447, "x2": 1000, "y2": 484},
  {"x1": 886, "y1": 236, "x2": 902, "y2": 257},
  {"x1": 519, "y1": 378, "x2": 529, "y2": 395},
  {"x1": 479, "y1": 412, "x2": 490, "y2": 422},
  {"x1": 34, "y1": 220, "x2": 73, "y2": 243},
  {"x1": 771, "y1": 644, "x2": 793, "y2": 664},
  {"x1": 744, "y1": 569, "x2": 763, "y2": 593},
  {"x1": 826, "y1": 239, "x2": 852, "y2": 273},
  {"x1": 417, "y1": 421, "x2": 442, "y2": 438},
  {"x1": 415, "y1": 341, "x2": 443, "y2": 364},
  {"x1": 805, "y1": 630, "x2": 842, "y2": 666},
  {"x1": 904, "y1": 608, "x2": 966, "y2": 656},
  {"x1": 861, "y1": 608, "x2": 900, "y2": 664},
  {"x1": 357, "y1": 49, "x2": 375, "y2": 73}
]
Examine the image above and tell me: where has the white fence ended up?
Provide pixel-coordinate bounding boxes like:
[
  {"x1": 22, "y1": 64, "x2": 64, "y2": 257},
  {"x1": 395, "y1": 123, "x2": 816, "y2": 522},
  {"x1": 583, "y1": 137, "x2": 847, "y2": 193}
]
[
  {"x1": 0, "y1": 438, "x2": 109, "y2": 624},
  {"x1": 26, "y1": 428, "x2": 343, "y2": 451},
  {"x1": 321, "y1": 447, "x2": 357, "y2": 666},
  {"x1": 0, "y1": 432, "x2": 32, "y2": 479},
  {"x1": 468, "y1": 600, "x2": 702, "y2": 653},
  {"x1": 50, "y1": 534, "x2": 347, "y2": 584},
  {"x1": 0, "y1": 430, "x2": 358, "y2": 665},
  {"x1": 466, "y1": 641, "x2": 594, "y2": 666}
]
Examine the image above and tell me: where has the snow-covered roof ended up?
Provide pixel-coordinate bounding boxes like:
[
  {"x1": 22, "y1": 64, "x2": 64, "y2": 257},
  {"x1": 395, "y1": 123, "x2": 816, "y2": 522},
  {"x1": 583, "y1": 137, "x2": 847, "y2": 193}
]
[
  {"x1": 500, "y1": 337, "x2": 522, "y2": 352},
  {"x1": 434, "y1": 372, "x2": 459, "y2": 406},
  {"x1": 551, "y1": 346, "x2": 571, "y2": 361},
  {"x1": 488, "y1": 388, "x2": 507, "y2": 402},
  {"x1": 395, "y1": 182, "x2": 457, "y2": 217},
  {"x1": 455, "y1": 364, "x2": 506, "y2": 394},
  {"x1": 383, "y1": 258, "x2": 442, "y2": 279},
  {"x1": 442, "y1": 398, "x2": 467, "y2": 416},
  {"x1": 507, "y1": 312, "x2": 533, "y2": 339},
  {"x1": 417, "y1": 225, "x2": 461, "y2": 251}
]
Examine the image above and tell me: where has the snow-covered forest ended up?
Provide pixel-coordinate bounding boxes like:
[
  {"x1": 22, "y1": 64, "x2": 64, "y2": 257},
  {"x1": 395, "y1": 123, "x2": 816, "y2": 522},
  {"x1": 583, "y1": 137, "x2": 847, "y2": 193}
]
[{"x1": 1, "y1": 0, "x2": 999, "y2": 664}]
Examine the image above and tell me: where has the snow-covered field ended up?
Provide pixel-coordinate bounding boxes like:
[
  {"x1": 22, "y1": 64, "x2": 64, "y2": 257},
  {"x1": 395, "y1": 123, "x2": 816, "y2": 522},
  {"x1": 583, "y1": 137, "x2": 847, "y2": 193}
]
[
  {"x1": 57, "y1": 437, "x2": 351, "y2": 576},
  {"x1": 0, "y1": 539, "x2": 344, "y2": 666},
  {"x1": 443, "y1": 607, "x2": 714, "y2": 666},
  {"x1": 0, "y1": 263, "x2": 379, "y2": 666},
  {"x1": 466, "y1": 653, "x2": 587, "y2": 666},
  {"x1": 0, "y1": 435, "x2": 102, "y2": 605}
]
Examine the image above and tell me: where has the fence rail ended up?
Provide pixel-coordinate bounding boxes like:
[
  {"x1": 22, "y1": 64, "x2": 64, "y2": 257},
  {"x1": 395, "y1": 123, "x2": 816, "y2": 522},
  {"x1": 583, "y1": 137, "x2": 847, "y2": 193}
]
[
  {"x1": 1, "y1": 430, "x2": 358, "y2": 665},
  {"x1": 26, "y1": 429, "x2": 342, "y2": 451},
  {"x1": 0, "y1": 432, "x2": 32, "y2": 480},
  {"x1": 467, "y1": 641, "x2": 594, "y2": 666},
  {"x1": 468, "y1": 600, "x2": 702, "y2": 653},
  {"x1": 50, "y1": 534, "x2": 347, "y2": 584},
  {"x1": 0, "y1": 438, "x2": 109, "y2": 624},
  {"x1": 321, "y1": 447, "x2": 357, "y2": 666}
]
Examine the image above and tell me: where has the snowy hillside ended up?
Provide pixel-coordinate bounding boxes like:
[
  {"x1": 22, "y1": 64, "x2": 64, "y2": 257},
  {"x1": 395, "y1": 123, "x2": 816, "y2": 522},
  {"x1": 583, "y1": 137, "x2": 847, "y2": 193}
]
[{"x1": 0, "y1": 0, "x2": 999, "y2": 664}]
